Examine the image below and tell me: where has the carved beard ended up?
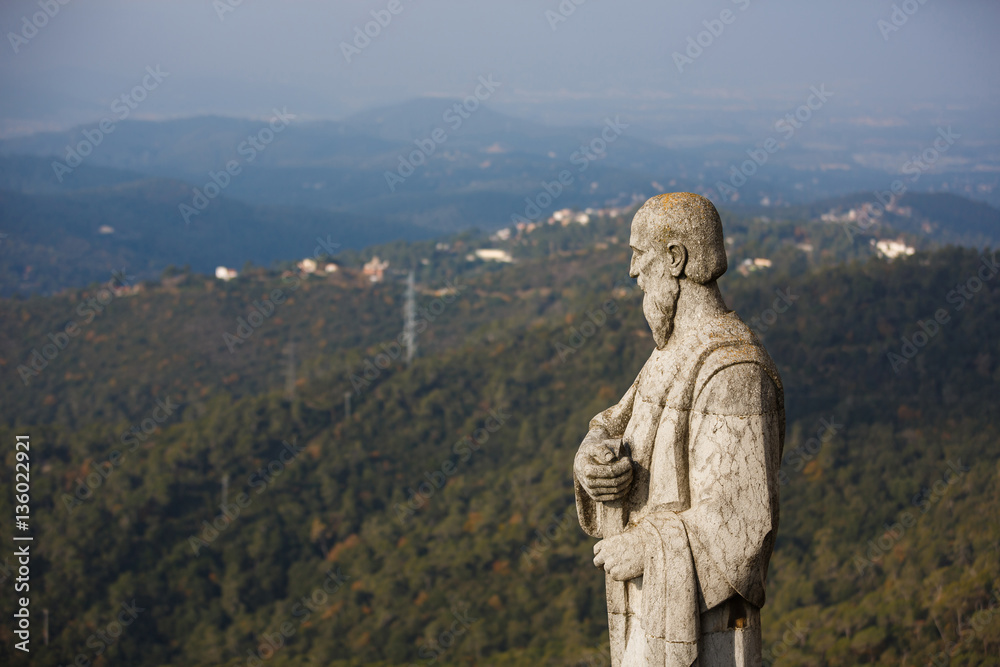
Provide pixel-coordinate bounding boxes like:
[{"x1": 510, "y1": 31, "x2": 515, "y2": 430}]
[{"x1": 642, "y1": 275, "x2": 680, "y2": 349}]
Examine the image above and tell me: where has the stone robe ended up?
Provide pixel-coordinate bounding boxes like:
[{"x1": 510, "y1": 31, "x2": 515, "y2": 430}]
[{"x1": 575, "y1": 311, "x2": 784, "y2": 666}]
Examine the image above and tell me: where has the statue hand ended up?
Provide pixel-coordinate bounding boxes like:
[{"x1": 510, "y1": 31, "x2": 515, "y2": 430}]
[
  {"x1": 593, "y1": 531, "x2": 644, "y2": 581},
  {"x1": 574, "y1": 437, "x2": 633, "y2": 502}
]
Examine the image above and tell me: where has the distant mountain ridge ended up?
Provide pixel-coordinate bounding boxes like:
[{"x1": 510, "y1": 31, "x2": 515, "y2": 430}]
[
  {"x1": 2, "y1": 103, "x2": 999, "y2": 294},
  {"x1": 0, "y1": 177, "x2": 433, "y2": 295},
  {"x1": 0, "y1": 107, "x2": 671, "y2": 232},
  {"x1": 4, "y1": 102, "x2": 997, "y2": 232}
]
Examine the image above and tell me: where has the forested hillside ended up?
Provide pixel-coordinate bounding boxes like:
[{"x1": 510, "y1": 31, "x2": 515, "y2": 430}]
[
  {"x1": 0, "y1": 235, "x2": 998, "y2": 665},
  {"x1": 0, "y1": 206, "x2": 928, "y2": 429}
]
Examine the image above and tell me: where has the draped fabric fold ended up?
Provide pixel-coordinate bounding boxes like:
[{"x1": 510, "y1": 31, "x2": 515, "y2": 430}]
[{"x1": 638, "y1": 515, "x2": 699, "y2": 667}]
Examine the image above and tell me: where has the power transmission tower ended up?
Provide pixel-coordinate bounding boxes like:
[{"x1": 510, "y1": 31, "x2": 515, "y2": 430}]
[{"x1": 403, "y1": 270, "x2": 418, "y2": 364}]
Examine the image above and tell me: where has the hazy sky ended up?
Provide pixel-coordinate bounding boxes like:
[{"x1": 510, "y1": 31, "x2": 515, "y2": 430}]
[{"x1": 1, "y1": 0, "x2": 998, "y2": 135}]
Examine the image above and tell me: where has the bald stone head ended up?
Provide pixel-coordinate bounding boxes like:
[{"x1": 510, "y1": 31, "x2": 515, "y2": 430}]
[
  {"x1": 629, "y1": 193, "x2": 729, "y2": 348},
  {"x1": 629, "y1": 193, "x2": 728, "y2": 284}
]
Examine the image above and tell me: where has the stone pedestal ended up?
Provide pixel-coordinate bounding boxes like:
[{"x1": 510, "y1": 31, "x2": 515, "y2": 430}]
[{"x1": 696, "y1": 599, "x2": 762, "y2": 667}]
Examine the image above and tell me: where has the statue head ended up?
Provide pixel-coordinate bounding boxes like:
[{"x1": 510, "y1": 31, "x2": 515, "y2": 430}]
[{"x1": 629, "y1": 193, "x2": 728, "y2": 348}]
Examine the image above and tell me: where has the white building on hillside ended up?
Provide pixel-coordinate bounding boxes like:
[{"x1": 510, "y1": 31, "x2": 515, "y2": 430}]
[
  {"x1": 471, "y1": 248, "x2": 514, "y2": 263},
  {"x1": 875, "y1": 239, "x2": 915, "y2": 259},
  {"x1": 363, "y1": 256, "x2": 390, "y2": 282}
]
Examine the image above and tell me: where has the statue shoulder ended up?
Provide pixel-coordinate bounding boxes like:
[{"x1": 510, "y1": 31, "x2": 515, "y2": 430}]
[
  {"x1": 694, "y1": 361, "x2": 780, "y2": 416},
  {"x1": 691, "y1": 314, "x2": 783, "y2": 414}
]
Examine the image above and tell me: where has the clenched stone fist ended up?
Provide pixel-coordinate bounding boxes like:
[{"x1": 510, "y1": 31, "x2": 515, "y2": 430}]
[{"x1": 574, "y1": 434, "x2": 633, "y2": 502}]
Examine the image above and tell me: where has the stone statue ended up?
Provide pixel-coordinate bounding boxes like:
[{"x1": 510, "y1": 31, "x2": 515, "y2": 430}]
[{"x1": 573, "y1": 193, "x2": 785, "y2": 666}]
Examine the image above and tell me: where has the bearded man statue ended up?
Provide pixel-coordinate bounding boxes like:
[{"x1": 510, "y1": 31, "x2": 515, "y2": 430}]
[{"x1": 573, "y1": 193, "x2": 785, "y2": 667}]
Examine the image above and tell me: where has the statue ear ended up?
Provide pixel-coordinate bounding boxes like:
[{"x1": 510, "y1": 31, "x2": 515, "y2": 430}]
[{"x1": 665, "y1": 242, "x2": 687, "y2": 278}]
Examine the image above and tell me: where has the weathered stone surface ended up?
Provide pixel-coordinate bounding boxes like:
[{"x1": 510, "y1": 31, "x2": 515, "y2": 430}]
[{"x1": 574, "y1": 193, "x2": 785, "y2": 666}]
